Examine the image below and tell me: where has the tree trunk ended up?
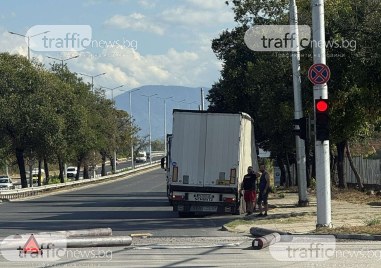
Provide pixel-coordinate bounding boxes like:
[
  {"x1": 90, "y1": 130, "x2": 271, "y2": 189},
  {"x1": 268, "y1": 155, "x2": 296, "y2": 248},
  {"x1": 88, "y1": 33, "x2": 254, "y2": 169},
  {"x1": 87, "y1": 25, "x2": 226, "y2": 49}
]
[
  {"x1": 44, "y1": 158, "x2": 50, "y2": 184},
  {"x1": 16, "y1": 148, "x2": 28, "y2": 188},
  {"x1": 285, "y1": 153, "x2": 292, "y2": 187},
  {"x1": 337, "y1": 141, "x2": 346, "y2": 188},
  {"x1": 305, "y1": 136, "x2": 311, "y2": 188},
  {"x1": 110, "y1": 157, "x2": 115, "y2": 173},
  {"x1": 37, "y1": 159, "x2": 42, "y2": 186},
  {"x1": 311, "y1": 149, "x2": 316, "y2": 182},
  {"x1": 101, "y1": 154, "x2": 106, "y2": 176},
  {"x1": 277, "y1": 156, "x2": 286, "y2": 187},
  {"x1": 58, "y1": 156, "x2": 65, "y2": 183},
  {"x1": 84, "y1": 162, "x2": 89, "y2": 179},
  {"x1": 76, "y1": 160, "x2": 82, "y2": 181},
  {"x1": 345, "y1": 141, "x2": 364, "y2": 191}
]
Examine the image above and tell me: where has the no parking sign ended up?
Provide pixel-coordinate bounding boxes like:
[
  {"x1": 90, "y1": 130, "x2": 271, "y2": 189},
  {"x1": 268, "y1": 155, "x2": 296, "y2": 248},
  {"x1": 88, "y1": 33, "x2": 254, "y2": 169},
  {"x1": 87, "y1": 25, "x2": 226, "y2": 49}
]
[{"x1": 308, "y1": 63, "x2": 330, "y2": 85}]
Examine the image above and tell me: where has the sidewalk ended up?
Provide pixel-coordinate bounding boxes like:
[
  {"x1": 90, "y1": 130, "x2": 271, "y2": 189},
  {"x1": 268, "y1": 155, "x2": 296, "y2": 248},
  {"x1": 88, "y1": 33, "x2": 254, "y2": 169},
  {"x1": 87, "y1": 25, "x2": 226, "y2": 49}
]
[{"x1": 226, "y1": 191, "x2": 381, "y2": 235}]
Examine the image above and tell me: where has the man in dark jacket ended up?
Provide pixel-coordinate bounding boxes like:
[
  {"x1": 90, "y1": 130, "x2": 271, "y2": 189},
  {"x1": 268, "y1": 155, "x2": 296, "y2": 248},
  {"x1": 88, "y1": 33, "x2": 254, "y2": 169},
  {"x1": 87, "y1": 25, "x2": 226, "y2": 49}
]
[
  {"x1": 257, "y1": 164, "x2": 270, "y2": 217},
  {"x1": 241, "y1": 166, "x2": 258, "y2": 215}
]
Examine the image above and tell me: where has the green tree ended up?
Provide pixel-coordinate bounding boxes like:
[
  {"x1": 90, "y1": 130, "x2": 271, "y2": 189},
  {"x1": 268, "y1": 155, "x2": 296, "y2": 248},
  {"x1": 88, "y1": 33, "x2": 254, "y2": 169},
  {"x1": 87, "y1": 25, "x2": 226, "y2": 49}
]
[
  {"x1": 151, "y1": 139, "x2": 165, "y2": 151},
  {"x1": 208, "y1": 0, "x2": 381, "y2": 189}
]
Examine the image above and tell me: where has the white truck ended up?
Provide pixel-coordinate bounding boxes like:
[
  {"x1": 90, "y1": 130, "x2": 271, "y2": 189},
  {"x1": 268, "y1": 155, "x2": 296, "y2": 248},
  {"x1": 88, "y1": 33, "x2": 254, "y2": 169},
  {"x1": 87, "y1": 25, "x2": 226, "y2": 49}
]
[{"x1": 165, "y1": 110, "x2": 258, "y2": 217}]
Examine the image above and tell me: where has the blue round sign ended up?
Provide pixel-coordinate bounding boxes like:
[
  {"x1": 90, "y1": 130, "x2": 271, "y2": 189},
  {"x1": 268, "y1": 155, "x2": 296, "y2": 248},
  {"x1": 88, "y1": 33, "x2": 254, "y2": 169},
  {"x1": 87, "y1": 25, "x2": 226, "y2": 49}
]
[{"x1": 308, "y1": 63, "x2": 331, "y2": 85}]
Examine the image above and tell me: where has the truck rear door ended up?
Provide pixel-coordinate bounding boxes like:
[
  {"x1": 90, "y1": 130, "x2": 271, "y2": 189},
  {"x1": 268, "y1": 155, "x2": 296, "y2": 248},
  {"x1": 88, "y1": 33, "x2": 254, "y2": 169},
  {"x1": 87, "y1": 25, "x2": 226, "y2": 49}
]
[
  {"x1": 171, "y1": 111, "x2": 207, "y2": 186},
  {"x1": 203, "y1": 113, "x2": 241, "y2": 187}
]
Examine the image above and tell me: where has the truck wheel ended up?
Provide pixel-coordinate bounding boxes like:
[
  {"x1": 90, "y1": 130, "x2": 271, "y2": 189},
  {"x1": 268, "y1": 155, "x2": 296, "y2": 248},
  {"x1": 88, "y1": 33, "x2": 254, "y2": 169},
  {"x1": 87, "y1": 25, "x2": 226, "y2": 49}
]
[
  {"x1": 178, "y1": 212, "x2": 194, "y2": 218},
  {"x1": 232, "y1": 201, "x2": 243, "y2": 215},
  {"x1": 232, "y1": 209, "x2": 241, "y2": 215}
]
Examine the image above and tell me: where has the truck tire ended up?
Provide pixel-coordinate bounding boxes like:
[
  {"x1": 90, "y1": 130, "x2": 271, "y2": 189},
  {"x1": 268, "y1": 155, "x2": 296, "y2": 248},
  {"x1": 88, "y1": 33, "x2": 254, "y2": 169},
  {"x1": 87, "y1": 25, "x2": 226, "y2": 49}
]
[
  {"x1": 232, "y1": 199, "x2": 243, "y2": 215},
  {"x1": 178, "y1": 212, "x2": 194, "y2": 218},
  {"x1": 232, "y1": 209, "x2": 241, "y2": 215}
]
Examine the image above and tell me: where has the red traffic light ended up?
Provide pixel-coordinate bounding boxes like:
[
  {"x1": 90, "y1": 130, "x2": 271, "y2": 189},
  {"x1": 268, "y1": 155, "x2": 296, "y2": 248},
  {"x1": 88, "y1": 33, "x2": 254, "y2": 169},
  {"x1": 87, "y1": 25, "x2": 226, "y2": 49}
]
[{"x1": 316, "y1": 100, "x2": 328, "y2": 112}]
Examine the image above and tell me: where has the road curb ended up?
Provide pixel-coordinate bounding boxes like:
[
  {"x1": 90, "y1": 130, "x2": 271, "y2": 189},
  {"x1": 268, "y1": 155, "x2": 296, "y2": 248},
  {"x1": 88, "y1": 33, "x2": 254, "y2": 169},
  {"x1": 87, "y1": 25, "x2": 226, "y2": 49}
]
[
  {"x1": 240, "y1": 226, "x2": 381, "y2": 241},
  {"x1": 334, "y1": 234, "x2": 381, "y2": 241}
]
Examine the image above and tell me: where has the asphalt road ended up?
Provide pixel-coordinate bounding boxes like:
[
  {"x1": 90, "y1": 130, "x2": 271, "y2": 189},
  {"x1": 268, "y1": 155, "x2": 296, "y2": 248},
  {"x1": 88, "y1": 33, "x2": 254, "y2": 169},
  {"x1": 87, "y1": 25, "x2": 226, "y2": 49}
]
[
  {"x1": 1, "y1": 166, "x2": 381, "y2": 267},
  {"x1": 0, "y1": 167, "x2": 240, "y2": 238}
]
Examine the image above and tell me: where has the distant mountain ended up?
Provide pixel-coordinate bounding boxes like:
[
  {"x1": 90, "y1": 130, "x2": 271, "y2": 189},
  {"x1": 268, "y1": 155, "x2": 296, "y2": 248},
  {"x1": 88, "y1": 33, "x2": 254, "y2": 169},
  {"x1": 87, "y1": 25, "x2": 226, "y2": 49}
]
[{"x1": 114, "y1": 85, "x2": 209, "y2": 141}]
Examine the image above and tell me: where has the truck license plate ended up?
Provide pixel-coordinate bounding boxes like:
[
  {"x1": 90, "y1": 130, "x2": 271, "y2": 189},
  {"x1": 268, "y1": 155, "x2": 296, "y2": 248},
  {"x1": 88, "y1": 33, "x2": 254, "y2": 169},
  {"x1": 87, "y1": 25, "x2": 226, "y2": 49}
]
[
  {"x1": 190, "y1": 206, "x2": 218, "y2": 212},
  {"x1": 194, "y1": 194, "x2": 213, "y2": 201}
]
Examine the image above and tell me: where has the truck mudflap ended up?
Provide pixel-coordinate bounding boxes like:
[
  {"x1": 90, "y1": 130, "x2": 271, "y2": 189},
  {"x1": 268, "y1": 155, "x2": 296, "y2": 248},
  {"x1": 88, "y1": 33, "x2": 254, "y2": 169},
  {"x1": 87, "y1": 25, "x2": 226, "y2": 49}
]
[{"x1": 172, "y1": 200, "x2": 241, "y2": 215}]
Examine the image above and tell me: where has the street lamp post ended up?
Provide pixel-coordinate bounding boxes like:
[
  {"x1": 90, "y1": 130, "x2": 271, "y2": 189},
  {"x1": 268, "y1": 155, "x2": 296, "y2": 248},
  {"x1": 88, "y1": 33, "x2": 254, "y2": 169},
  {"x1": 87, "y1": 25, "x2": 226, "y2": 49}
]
[
  {"x1": 100, "y1": 84, "x2": 124, "y2": 172},
  {"x1": 142, "y1": 94, "x2": 157, "y2": 164},
  {"x1": 46, "y1": 55, "x2": 79, "y2": 69},
  {"x1": 157, "y1": 97, "x2": 173, "y2": 156},
  {"x1": 186, "y1": 101, "x2": 197, "y2": 110},
  {"x1": 9, "y1": 30, "x2": 50, "y2": 60},
  {"x1": 171, "y1": 99, "x2": 186, "y2": 109},
  {"x1": 100, "y1": 85, "x2": 124, "y2": 102},
  {"x1": 78, "y1": 72, "x2": 106, "y2": 93},
  {"x1": 126, "y1": 88, "x2": 142, "y2": 169}
]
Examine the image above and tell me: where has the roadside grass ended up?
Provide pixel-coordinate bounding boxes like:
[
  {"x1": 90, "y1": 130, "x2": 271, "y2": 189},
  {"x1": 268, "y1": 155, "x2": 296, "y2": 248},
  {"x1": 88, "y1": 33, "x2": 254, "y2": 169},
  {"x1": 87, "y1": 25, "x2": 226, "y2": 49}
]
[
  {"x1": 331, "y1": 188, "x2": 381, "y2": 204},
  {"x1": 314, "y1": 224, "x2": 381, "y2": 235},
  {"x1": 225, "y1": 212, "x2": 315, "y2": 229},
  {"x1": 277, "y1": 186, "x2": 381, "y2": 205},
  {"x1": 225, "y1": 187, "x2": 381, "y2": 235},
  {"x1": 364, "y1": 217, "x2": 381, "y2": 226}
]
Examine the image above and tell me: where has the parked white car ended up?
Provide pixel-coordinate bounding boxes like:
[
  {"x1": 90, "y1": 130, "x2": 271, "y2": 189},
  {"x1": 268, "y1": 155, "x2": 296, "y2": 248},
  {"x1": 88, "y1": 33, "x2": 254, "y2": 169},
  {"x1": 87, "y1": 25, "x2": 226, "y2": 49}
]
[
  {"x1": 135, "y1": 151, "x2": 147, "y2": 163},
  {"x1": 0, "y1": 176, "x2": 14, "y2": 190},
  {"x1": 66, "y1": 167, "x2": 78, "y2": 178}
]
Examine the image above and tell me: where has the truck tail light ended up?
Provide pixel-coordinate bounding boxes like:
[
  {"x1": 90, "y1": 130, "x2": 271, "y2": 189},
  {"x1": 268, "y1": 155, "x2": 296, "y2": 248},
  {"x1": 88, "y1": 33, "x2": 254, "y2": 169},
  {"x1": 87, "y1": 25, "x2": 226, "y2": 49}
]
[
  {"x1": 172, "y1": 166, "x2": 178, "y2": 182},
  {"x1": 223, "y1": 197, "x2": 236, "y2": 203},
  {"x1": 172, "y1": 194, "x2": 184, "y2": 200},
  {"x1": 230, "y1": 168, "x2": 237, "y2": 184}
]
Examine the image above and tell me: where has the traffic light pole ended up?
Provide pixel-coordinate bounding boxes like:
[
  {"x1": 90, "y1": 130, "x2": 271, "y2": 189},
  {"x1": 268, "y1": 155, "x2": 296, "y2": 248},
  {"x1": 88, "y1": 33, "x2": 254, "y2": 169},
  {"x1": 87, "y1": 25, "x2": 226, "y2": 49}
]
[
  {"x1": 312, "y1": 0, "x2": 332, "y2": 228},
  {"x1": 290, "y1": 0, "x2": 308, "y2": 206}
]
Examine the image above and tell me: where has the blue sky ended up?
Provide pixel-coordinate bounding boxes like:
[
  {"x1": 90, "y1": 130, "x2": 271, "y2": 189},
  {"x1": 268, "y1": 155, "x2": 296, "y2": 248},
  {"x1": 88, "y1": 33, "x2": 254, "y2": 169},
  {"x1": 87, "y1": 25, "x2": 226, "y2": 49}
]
[{"x1": 0, "y1": 0, "x2": 237, "y2": 98}]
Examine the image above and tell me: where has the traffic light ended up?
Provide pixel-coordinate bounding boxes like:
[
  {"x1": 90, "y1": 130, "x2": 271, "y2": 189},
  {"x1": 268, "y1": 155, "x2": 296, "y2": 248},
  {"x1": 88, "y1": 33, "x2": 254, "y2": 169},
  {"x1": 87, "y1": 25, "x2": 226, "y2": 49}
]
[
  {"x1": 293, "y1": 117, "x2": 308, "y2": 140},
  {"x1": 315, "y1": 98, "x2": 329, "y2": 141}
]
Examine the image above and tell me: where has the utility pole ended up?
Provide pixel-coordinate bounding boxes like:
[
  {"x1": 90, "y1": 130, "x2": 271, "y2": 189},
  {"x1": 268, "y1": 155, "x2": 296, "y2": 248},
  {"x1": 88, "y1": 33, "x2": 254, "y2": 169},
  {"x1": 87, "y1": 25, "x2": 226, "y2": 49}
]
[
  {"x1": 312, "y1": 0, "x2": 332, "y2": 227},
  {"x1": 142, "y1": 94, "x2": 157, "y2": 164},
  {"x1": 290, "y1": 0, "x2": 308, "y2": 206},
  {"x1": 157, "y1": 96, "x2": 173, "y2": 156}
]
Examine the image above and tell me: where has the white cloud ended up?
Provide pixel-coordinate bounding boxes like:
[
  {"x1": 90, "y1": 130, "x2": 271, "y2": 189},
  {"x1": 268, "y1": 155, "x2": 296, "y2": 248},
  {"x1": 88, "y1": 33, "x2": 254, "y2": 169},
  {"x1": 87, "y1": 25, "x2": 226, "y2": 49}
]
[
  {"x1": 104, "y1": 13, "x2": 165, "y2": 35},
  {"x1": 1, "y1": 30, "x2": 28, "y2": 57},
  {"x1": 186, "y1": 0, "x2": 228, "y2": 10},
  {"x1": 161, "y1": 7, "x2": 233, "y2": 26},
  {"x1": 138, "y1": 0, "x2": 156, "y2": 8}
]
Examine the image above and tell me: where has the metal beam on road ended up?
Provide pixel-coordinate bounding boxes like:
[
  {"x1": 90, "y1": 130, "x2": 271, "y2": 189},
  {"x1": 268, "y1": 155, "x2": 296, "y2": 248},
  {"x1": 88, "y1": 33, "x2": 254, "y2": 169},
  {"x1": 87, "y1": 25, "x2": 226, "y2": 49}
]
[
  {"x1": 65, "y1": 236, "x2": 132, "y2": 248},
  {"x1": 36, "y1": 228, "x2": 113, "y2": 238}
]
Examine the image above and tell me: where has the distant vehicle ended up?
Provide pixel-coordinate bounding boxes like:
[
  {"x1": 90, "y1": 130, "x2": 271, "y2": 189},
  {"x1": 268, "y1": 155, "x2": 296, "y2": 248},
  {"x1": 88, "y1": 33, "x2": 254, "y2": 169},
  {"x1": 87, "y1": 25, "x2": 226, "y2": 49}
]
[
  {"x1": 66, "y1": 167, "x2": 78, "y2": 178},
  {"x1": 32, "y1": 168, "x2": 45, "y2": 176},
  {"x1": 135, "y1": 151, "x2": 147, "y2": 163},
  {"x1": 0, "y1": 176, "x2": 14, "y2": 190},
  {"x1": 32, "y1": 168, "x2": 45, "y2": 182}
]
